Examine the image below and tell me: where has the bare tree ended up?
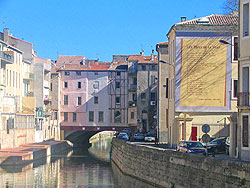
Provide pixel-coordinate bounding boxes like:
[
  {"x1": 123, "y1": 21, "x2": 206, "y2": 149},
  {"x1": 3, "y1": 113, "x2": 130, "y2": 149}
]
[{"x1": 223, "y1": 0, "x2": 239, "y2": 14}]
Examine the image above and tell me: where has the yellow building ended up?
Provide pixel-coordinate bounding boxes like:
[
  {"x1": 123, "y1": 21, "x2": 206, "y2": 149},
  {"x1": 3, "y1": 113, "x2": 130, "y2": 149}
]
[
  {"x1": 236, "y1": 0, "x2": 250, "y2": 161},
  {"x1": 166, "y1": 14, "x2": 238, "y2": 147}
]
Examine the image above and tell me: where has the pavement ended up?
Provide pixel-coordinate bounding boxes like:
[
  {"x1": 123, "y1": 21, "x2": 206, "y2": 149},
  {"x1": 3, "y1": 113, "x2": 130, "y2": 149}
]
[{"x1": 129, "y1": 141, "x2": 249, "y2": 163}]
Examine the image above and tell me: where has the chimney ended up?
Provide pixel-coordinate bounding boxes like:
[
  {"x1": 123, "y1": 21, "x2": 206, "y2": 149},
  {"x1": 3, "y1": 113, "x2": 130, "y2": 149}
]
[
  {"x1": 140, "y1": 50, "x2": 144, "y2": 56},
  {"x1": 181, "y1": 17, "x2": 187, "y2": 22},
  {"x1": 151, "y1": 49, "x2": 154, "y2": 60},
  {"x1": 3, "y1": 28, "x2": 9, "y2": 43}
]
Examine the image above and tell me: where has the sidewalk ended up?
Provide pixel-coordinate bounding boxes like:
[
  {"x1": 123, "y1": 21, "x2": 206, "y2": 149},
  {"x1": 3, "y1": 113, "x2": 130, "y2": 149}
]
[{"x1": 0, "y1": 139, "x2": 72, "y2": 166}]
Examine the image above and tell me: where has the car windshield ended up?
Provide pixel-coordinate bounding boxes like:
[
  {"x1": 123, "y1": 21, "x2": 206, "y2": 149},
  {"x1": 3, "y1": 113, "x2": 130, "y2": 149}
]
[
  {"x1": 186, "y1": 142, "x2": 203, "y2": 148},
  {"x1": 135, "y1": 133, "x2": 143, "y2": 136},
  {"x1": 210, "y1": 139, "x2": 223, "y2": 144},
  {"x1": 119, "y1": 133, "x2": 127, "y2": 136}
]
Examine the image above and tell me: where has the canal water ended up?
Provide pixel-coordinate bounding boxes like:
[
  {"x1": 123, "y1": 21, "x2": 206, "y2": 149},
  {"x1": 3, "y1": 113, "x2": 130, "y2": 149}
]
[{"x1": 0, "y1": 138, "x2": 156, "y2": 188}]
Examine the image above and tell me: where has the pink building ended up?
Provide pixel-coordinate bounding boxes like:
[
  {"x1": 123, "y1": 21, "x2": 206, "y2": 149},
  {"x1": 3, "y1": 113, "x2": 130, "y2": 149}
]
[{"x1": 60, "y1": 66, "x2": 88, "y2": 127}]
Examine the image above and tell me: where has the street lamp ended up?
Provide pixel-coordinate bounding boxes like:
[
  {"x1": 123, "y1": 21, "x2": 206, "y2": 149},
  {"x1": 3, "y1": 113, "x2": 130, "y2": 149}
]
[{"x1": 219, "y1": 40, "x2": 233, "y2": 46}]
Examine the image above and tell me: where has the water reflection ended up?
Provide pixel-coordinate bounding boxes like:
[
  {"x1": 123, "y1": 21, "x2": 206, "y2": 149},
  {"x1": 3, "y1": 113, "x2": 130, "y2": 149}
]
[{"x1": 0, "y1": 137, "x2": 155, "y2": 188}]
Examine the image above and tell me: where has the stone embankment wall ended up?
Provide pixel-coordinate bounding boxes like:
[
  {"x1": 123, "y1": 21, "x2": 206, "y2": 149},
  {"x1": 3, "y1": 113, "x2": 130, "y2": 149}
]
[{"x1": 111, "y1": 139, "x2": 250, "y2": 188}]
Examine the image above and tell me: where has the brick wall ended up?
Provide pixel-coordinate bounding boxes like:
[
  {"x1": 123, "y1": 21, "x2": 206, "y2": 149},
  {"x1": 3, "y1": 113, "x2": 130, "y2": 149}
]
[{"x1": 111, "y1": 139, "x2": 250, "y2": 188}]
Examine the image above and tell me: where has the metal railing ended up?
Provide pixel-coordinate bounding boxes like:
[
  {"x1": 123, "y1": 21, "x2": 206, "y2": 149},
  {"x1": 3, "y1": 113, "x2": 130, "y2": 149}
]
[
  {"x1": 238, "y1": 92, "x2": 250, "y2": 107},
  {"x1": 0, "y1": 51, "x2": 14, "y2": 64}
]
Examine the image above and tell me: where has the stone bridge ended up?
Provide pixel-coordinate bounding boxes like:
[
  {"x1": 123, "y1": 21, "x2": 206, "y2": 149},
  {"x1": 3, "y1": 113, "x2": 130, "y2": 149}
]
[{"x1": 61, "y1": 125, "x2": 135, "y2": 147}]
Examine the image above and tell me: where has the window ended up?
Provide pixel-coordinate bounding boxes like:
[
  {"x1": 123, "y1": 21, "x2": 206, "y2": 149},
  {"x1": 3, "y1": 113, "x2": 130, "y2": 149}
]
[
  {"x1": 233, "y1": 37, "x2": 238, "y2": 61},
  {"x1": 76, "y1": 71, "x2": 81, "y2": 75},
  {"x1": 114, "y1": 111, "x2": 121, "y2": 123},
  {"x1": 165, "y1": 78, "x2": 169, "y2": 98},
  {"x1": 78, "y1": 82, "x2": 81, "y2": 89},
  {"x1": 232, "y1": 79, "x2": 238, "y2": 99},
  {"x1": 65, "y1": 72, "x2": 70, "y2": 76},
  {"x1": 151, "y1": 75, "x2": 156, "y2": 85},
  {"x1": 116, "y1": 97, "x2": 120, "y2": 104},
  {"x1": 133, "y1": 77, "x2": 137, "y2": 85},
  {"x1": 64, "y1": 95, "x2": 68, "y2": 105},
  {"x1": 242, "y1": 115, "x2": 249, "y2": 147},
  {"x1": 152, "y1": 65, "x2": 155, "y2": 70},
  {"x1": 94, "y1": 96, "x2": 98, "y2": 104},
  {"x1": 117, "y1": 72, "x2": 121, "y2": 76},
  {"x1": 93, "y1": 81, "x2": 99, "y2": 89},
  {"x1": 243, "y1": 3, "x2": 249, "y2": 37},
  {"x1": 73, "y1": 112, "x2": 77, "y2": 122},
  {"x1": 131, "y1": 112, "x2": 134, "y2": 119},
  {"x1": 89, "y1": 111, "x2": 94, "y2": 122},
  {"x1": 115, "y1": 82, "x2": 120, "y2": 89},
  {"x1": 141, "y1": 65, "x2": 146, "y2": 70},
  {"x1": 64, "y1": 82, "x2": 68, "y2": 88},
  {"x1": 64, "y1": 112, "x2": 68, "y2": 122},
  {"x1": 54, "y1": 112, "x2": 57, "y2": 120},
  {"x1": 132, "y1": 93, "x2": 137, "y2": 101},
  {"x1": 78, "y1": 97, "x2": 82, "y2": 105},
  {"x1": 141, "y1": 93, "x2": 146, "y2": 101},
  {"x1": 50, "y1": 83, "x2": 52, "y2": 91},
  {"x1": 98, "y1": 111, "x2": 104, "y2": 122},
  {"x1": 151, "y1": 92, "x2": 156, "y2": 101},
  {"x1": 94, "y1": 72, "x2": 98, "y2": 75}
]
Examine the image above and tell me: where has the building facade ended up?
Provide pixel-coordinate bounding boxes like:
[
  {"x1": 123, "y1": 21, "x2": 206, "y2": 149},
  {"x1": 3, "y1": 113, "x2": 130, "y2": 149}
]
[
  {"x1": 166, "y1": 14, "x2": 238, "y2": 147},
  {"x1": 237, "y1": 0, "x2": 250, "y2": 161},
  {"x1": 156, "y1": 42, "x2": 169, "y2": 143},
  {"x1": 0, "y1": 29, "x2": 35, "y2": 148}
]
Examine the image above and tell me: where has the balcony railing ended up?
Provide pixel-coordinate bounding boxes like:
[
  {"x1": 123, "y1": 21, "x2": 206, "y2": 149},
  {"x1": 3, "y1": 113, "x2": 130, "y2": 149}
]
[
  {"x1": 128, "y1": 101, "x2": 137, "y2": 107},
  {"x1": 238, "y1": 92, "x2": 250, "y2": 107},
  {"x1": 0, "y1": 51, "x2": 14, "y2": 64},
  {"x1": 23, "y1": 72, "x2": 34, "y2": 80}
]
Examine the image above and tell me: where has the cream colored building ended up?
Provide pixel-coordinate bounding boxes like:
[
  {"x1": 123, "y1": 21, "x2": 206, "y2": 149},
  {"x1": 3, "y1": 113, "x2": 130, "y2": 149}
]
[
  {"x1": 0, "y1": 29, "x2": 35, "y2": 149},
  {"x1": 166, "y1": 14, "x2": 238, "y2": 147},
  {"x1": 236, "y1": 0, "x2": 250, "y2": 161},
  {"x1": 156, "y1": 42, "x2": 169, "y2": 142}
]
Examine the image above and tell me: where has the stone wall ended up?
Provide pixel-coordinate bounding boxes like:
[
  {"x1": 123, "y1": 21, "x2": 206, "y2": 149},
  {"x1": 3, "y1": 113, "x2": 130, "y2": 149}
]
[{"x1": 111, "y1": 139, "x2": 250, "y2": 188}]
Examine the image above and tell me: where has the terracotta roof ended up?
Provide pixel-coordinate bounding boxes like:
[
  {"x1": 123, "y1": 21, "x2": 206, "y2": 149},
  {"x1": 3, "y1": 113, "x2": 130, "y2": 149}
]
[
  {"x1": 88, "y1": 64, "x2": 110, "y2": 70},
  {"x1": 177, "y1": 14, "x2": 238, "y2": 26},
  {"x1": 56, "y1": 55, "x2": 85, "y2": 66},
  {"x1": 157, "y1": 41, "x2": 168, "y2": 45},
  {"x1": 128, "y1": 55, "x2": 158, "y2": 64}
]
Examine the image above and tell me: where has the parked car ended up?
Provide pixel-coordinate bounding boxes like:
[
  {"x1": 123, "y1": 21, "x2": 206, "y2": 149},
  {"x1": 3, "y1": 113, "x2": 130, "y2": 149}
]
[
  {"x1": 117, "y1": 132, "x2": 129, "y2": 141},
  {"x1": 225, "y1": 137, "x2": 230, "y2": 155},
  {"x1": 206, "y1": 137, "x2": 227, "y2": 155},
  {"x1": 131, "y1": 132, "x2": 144, "y2": 142},
  {"x1": 144, "y1": 133, "x2": 156, "y2": 142},
  {"x1": 177, "y1": 141, "x2": 207, "y2": 155},
  {"x1": 121, "y1": 128, "x2": 132, "y2": 137}
]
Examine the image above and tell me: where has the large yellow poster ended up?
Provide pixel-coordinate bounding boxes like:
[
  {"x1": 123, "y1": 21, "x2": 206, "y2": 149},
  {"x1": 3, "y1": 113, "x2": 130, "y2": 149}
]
[{"x1": 180, "y1": 39, "x2": 227, "y2": 107}]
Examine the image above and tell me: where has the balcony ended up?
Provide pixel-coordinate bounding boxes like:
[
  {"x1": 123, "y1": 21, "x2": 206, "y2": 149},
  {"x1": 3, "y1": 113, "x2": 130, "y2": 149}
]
[
  {"x1": 23, "y1": 72, "x2": 34, "y2": 80},
  {"x1": 129, "y1": 84, "x2": 137, "y2": 91},
  {"x1": 128, "y1": 101, "x2": 137, "y2": 107},
  {"x1": 238, "y1": 92, "x2": 250, "y2": 108},
  {"x1": 0, "y1": 51, "x2": 14, "y2": 64}
]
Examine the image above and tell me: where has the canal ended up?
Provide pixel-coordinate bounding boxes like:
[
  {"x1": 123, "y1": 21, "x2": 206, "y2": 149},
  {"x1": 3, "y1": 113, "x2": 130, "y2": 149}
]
[{"x1": 0, "y1": 138, "x2": 156, "y2": 188}]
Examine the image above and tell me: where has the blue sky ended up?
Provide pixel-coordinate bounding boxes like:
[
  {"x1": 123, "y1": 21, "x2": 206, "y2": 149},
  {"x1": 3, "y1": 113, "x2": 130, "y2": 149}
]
[{"x1": 0, "y1": 0, "x2": 226, "y2": 61}]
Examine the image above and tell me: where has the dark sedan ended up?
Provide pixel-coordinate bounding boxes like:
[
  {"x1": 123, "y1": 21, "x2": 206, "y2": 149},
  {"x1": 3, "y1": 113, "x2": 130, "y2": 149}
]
[
  {"x1": 177, "y1": 141, "x2": 207, "y2": 155},
  {"x1": 206, "y1": 137, "x2": 227, "y2": 155}
]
